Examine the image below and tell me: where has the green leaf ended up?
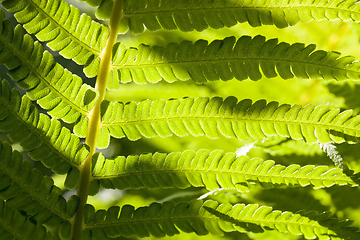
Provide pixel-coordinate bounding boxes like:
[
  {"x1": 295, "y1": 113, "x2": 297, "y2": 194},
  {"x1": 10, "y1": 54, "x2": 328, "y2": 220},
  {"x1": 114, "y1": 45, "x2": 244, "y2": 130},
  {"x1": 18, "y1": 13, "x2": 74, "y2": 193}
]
[
  {"x1": 0, "y1": 200, "x2": 56, "y2": 240},
  {"x1": 91, "y1": 149, "x2": 354, "y2": 192},
  {"x1": 0, "y1": 79, "x2": 88, "y2": 173},
  {"x1": 1, "y1": 0, "x2": 109, "y2": 77},
  {"x1": 64, "y1": 168, "x2": 80, "y2": 190},
  {"x1": 0, "y1": 14, "x2": 98, "y2": 123},
  {"x1": 99, "y1": 97, "x2": 360, "y2": 147},
  {"x1": 0, "y1": 141, "x2": 75, "y2": 228},
  {"x1": 83, "y1": 199, "x2": 360, "y2": 239},
  {"x1": 112, "y1": 0, "x2": 360, "y2": 33},
  {"x1": 109, "y1": 36, "x2": 360, "y2": 86},
  {"x1": 326, "y1": 81, "x2": 360, "y2": 114}
]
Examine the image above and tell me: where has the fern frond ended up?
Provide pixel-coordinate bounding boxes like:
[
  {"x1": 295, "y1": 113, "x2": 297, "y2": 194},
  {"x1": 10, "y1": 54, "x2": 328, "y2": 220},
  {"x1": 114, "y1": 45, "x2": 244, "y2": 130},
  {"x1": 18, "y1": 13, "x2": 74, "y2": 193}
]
[
  {"x1": 255, "y1": 188, "x2": 329, "y2": 213},
  {"x1": 93, "y1": 0, "x2": 360, "y2": 34},
  {"x1": 83, "y1": 199, "x2": 360, "y2": 239},
  {"x1": 91, "y1": 149, "x2": 354, "y2": 192},
  {"x1": 326, "y1": 185, "x2": 360, "y2": 211},
  {"x1": 109, "y1": 36, "x2": 360, "y2": 87},
  {"x1": 0, "y1": 0, "x2": 109, "y2": 77},
  {"x1": 0, "y1": 79, "x2": 88, "y2": 177},
  {"x1": 81, "y1": 0, "x2": 113, "y2": 20},
  {"x1": 326, "y1": 81, "x2": 360, "y2": 114},
  {"x1": 0, "y1": 12, "x2": 98, "y2": 123},
  {"x1": 258, "y1": 137, "x2": 324, "y2": 157},
  {"x1": 0, "y1": 200, "x2": 56, "y2": 240},
  {"x1": 0, "y1": 141, "x2": 79, "y2": 231},
  {"x1": 98, "y1": 97, "x2": 360, "y2": 148}
]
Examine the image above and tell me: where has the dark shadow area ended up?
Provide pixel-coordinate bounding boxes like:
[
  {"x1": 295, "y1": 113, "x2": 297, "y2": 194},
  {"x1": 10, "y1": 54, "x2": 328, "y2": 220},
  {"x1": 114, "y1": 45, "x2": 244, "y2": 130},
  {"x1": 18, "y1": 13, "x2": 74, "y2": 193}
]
[
  {"x1": 203, "y1": 206, "x2": 266, "y2": 233},
  {"x1": 255, "y1": 187, "x2": 329, "y2": 213}
]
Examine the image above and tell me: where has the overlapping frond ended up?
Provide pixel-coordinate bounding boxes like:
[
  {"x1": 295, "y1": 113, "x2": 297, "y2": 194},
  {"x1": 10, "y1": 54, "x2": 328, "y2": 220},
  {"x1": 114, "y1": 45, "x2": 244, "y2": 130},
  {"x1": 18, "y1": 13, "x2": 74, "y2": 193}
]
[
  {"x1": 91, "y1": 149, "x2": 354, "y2": 192},
  {"x1": 82, "y1": 199, "x2": 360, "y2": 239},
  {"x1": 257, "y1": 137, "x2": 324, "y2": 156},
  {"x1": 110, "y1": 0, "x2": 360, "y2": 34},
  {"x1": 0, "y1": 0, "x2": 109, "y2": 77},
  {"x1": 0, "y1": 12, "x2": 98, "y2": 123},
  {"x1": 97, "y1": 97, "x2": 360, "y2": 148},
  {"x1": 0, "y1": 200, "x2": 56, "y2": 240},
  {"x1": 0, "y1": 141, "x2": 78, "y2": 231},
  {"x1": 0, "y1": 79, "x2": 88, "y2": 177},
  {"x1": 255, "y1": 188, "x2": 329, "y2": 213},
  {"x1": 82, "y1": 0, "x2": 113, "y2": 20},
  {"x1": 326, "y1": 81, "x2": 360, "y2": 114},
  {"x1": 109, "y1": 35, "x2": 360, "y2": 87}
]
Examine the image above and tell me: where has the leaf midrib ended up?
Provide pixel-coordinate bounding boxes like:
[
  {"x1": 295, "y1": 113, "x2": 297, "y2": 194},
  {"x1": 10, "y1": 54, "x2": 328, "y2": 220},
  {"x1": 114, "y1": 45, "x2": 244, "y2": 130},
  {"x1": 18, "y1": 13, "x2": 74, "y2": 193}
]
[
  {"x1": 0, "y1": 34, "x2": 90, "y2": 117},
  {"x1": 84, "y1": 210, "x2": 328, "y2": 233},
  {"x1": 28, "y1": 0, "x2": 102, "y2": 56},
  {"x1": 101, "y1": 115, "x2": 358, "y2": 134},
  {"x1": 0, "y1": 97, "x2": 80, "y2": 169},
  {"x1": 0, "y1": 139, "x2": 71, "y2": 222},
  {"x1": 93, "y1": 164, "x2": 350, "y2": 187},
  {"x1": 111, "y1": 56, "x2": 360, "y2": 78},
  {"x1": 0, "y1": 215, "x2": 25, "y2": 240},
  {"x1": 122, "y1": 5, "x2": 360, "y2": 16}
]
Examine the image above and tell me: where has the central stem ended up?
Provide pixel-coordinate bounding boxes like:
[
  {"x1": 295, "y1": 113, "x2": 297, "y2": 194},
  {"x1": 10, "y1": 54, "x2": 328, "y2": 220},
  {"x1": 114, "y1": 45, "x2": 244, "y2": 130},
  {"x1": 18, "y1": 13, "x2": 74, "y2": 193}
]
[{"x1": 70, "y1": 1, "x2": 123, "y2": 239}]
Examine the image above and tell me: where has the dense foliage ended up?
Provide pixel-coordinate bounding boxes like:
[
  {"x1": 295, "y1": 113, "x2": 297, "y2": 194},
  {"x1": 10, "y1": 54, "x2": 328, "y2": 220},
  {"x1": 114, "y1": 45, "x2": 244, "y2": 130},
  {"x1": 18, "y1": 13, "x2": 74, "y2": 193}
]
[{"x1": 1, "y1": 0, "x2": 360, "y2": 239}]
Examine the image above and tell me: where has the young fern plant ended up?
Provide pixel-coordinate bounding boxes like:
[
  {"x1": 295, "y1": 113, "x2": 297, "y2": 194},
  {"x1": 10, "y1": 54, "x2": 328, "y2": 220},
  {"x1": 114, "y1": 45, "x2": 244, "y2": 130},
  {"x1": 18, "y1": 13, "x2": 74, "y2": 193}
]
[{"x1": 1, "y1": 0, "x2": 360, "y2": 239}]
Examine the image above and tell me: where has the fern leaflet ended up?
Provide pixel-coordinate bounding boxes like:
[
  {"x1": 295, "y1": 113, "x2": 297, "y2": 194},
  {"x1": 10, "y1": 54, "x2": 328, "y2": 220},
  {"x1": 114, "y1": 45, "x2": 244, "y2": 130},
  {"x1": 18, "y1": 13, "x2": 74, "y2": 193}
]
[
  {"x1": 96, "y1": 97, "x2": 360, "y2": 148},
  {"x1": 0, "y1": 0, "x2": 109, "y2": 77},
  {"x1": 81, "y1": 199, "x2": 360, "y2": 239},
  {"x1": 109, "y1": 35, "x2": 360, "y2": 87},
  {"x1": 0, "y1": 79, "x2": 88, "y2": 178},
  {"x1": 0, "y1": 13, "x2": 98, "y2": 124},
  {"x1": 0, "y1": 141, "x2": 80, "y2": 233},
  {"x1": 91, "y1": 149, "x2": 354, "y2": 192},
  {"x1": 0, "y1": 200, "x2": 56, "y2": 240},
  {"x1": 86, "y1": 0, "x2": 360, "y2": 33}
]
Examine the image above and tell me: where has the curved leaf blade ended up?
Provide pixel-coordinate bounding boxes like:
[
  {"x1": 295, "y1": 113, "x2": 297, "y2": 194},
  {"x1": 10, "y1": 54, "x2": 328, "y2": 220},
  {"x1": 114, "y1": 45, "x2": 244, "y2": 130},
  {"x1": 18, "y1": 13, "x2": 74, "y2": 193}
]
[
  {"x1": 0, "y1": 79, "x2": 88, "y2": 173},
  {"x1": 83, "y1": 199, "x2": 360, "y2": 239},
  {"x1": 0, "y1": 141, "x2": 79, "y2": 229},
  {"x1": 0, "y1": 13, "x2": 98, "y2": 124},
  {"x1": 0, "y1": 200, "x2": 56, "y2": 240},
  {"x1": 99, "y1": 97, "x2": 360, "y2": 147},
  {"x1": 109, "y1": 0, "x2": 360, "y2": 33},
  {"x1": 91, "y1": 150, "x2": 355, "y2": 192},
  {"x1": 1, "y1": 0, "x2": 109, "y2": 77},
  {"x1": 109, "y1": 36, "x2": 360, "y2": 87}
]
